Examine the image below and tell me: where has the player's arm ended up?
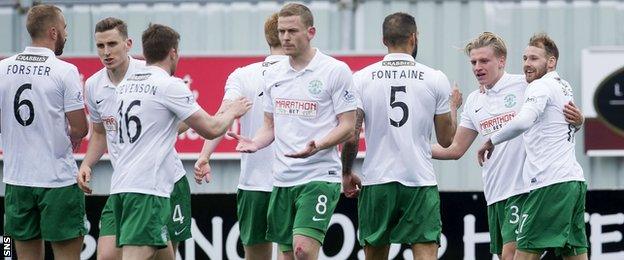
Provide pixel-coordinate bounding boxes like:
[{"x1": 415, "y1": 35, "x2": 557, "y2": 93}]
[
  {"x1": 66, "y1": 109, "x2": 89, "y2": 148},
  {"x1": 478, "y1": 84, "x2": 549, "y2": 165},
  {"x1": 341, "y1": 108, "x2": 363, "y2": 198},
  {"x1": 193, "y1": 101, "x2": 235, "y2": 184},
  {"x1": 432, "y1": 126, "x2": 478, "y2": 160},
  {"x1": 229, "y1": 112, "x2": 275, "y2": 153},
  {"x1": 286, "y1": 110, "x2": 356, "y2": 158},
  {"x1": 433, "y1": 113, "x2": 455, "y2": 148},
  {"x1": 184, "y1": 97, "x2": 251, "y2": 140},
  {"x1": 178, "y1": 122, "x2": 190, "y2": 134},
  {"x1": 77, "y1": 122, "x2": 107, "y2": 194}
]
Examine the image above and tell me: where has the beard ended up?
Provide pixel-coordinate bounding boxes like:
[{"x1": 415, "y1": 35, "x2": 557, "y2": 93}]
[
  {"x1": 54, "y1": 36, "x2": 66, "y2": 56},
  {"x1": 411, "y1": 44, "x2": 418, "y2": 59},
  {"x1": 526, "y1": 63, "x2": 548, "y2": 83}
]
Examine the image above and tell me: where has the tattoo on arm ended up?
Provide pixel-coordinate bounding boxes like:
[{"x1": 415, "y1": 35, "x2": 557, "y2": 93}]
[{"x1": 341, "y1": 109, "x2": 364, "y2": 175}]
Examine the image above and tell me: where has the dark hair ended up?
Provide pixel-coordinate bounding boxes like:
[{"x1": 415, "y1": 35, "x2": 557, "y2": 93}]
[
  {"x1": 95, "y1": 17, "x2": 128, "y2": 38},
  {"x1": 26, "y1": 4, "x2": 63, "y2": 40},
  {"x1": 279, "y1": 3, "x2": 314, "y2": 27},
  {"x1": 141, "y1": 23, "x2": 180, "y2": 64},
  {"x1": 382, "y1": 12, "x2": 417, "y2": 47},
  {"x1": 528, "y1": 33, "x2": 559, "y2": 61},
  {"x1": 264, "y1": 13, "x2": 281, "y2": 48}
]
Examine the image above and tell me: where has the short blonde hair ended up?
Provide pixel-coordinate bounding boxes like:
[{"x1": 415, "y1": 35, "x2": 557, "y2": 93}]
[{"x1": 464, "y1": 32, "x2": 507, "y2": 58}]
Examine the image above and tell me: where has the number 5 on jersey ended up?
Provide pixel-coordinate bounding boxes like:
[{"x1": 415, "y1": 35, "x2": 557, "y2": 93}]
[
  {"x1": 390, "y1": 85, "x2": 408, "y2": 127},
  {"x1": 118, "y1": 100, "x2": 142, "y2": 143}
]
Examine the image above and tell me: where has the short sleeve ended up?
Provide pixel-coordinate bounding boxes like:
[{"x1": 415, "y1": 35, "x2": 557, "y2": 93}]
[
  {"x1": 459, "y1": 93, "x2": 477, "y2": 131},
  {"x1": 434, "y1": 71, "x2": 451, "y2": 115},
  {"x1": 84, "y1": 77, "x2": 101, "y2": 123},
  {"x1": 63, "y1": 66, "x2": 85, "y2": 112},
  {"x1": 330, "y1": 64, "x2": 357, "y2": 115},
  {"x1": 162, "y1": 79, "x2": 201, "y2": 121},
  {"x1": 352, "y1": 70, "x2": 365, "y2": 110},
  {"x1": 522, "y1": 81, "x2": 551, "y2": 118},
  {"x1": 223, "y1": 68, "x2": 244, "y2": 101}
]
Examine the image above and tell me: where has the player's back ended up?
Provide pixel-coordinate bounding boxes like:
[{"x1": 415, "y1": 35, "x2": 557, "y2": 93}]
[
  {"x1": 354, "y1": 53, "x2": 450, "y2": 186},
  {"x1": 522, "y1": 71, "x2": 584, "y2": 189},
  {"x1": 0, "y1": 47, "x2": 84, "y2": 187},
  {"x1": 112, "y1": 65, "x2": 199, "y2": 197}
]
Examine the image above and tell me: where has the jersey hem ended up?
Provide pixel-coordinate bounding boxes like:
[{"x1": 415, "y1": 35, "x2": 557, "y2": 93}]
[
  {"x1": 273, "y1": 178, "x2": 341, "y2": 187},
  {"x1": 237, "y1": 186, "x2": 273, "y2": 192},
  {"x1": 361, "y1": 179, "x2": 437, "y2": 187},
  {"x1": 528, "y1": 177, "x2": 586, "y2": 191},
  {"x1": 3, "y1": 179, "x2": 77, "y2": 188},
  {"x1": 485, "y1": 189, "x2": 530, "y2": 206},
  {"x1": 110, "y1": 188, "x2": 170, "y2": 198}
]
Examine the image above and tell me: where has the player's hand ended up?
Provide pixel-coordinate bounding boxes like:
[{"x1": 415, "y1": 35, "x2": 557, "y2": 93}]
[
  {"x1": 342, "y1": 172, "x2": 361, "y2": 198},
  {"x1": 285, "y1": 140, "x2": 318, "y2": 158},
  {"x1": 71, "y1": 137, "x2": 82, "y2": 152},
  {"x1": 477, "y1": 139, "x2": 495, "y2": 167},
  {"x1": 564, "y1": 101, "x2": 584, "y2": 128},
  {"x1": 228, "y1": 132, "x2": 259, "y2": 153},
  {"x1": 450, "y1": 83, "x2": 463, "y2": 110},
  {"x1": 228, "y1": 97, "x2": 252, "y2": 118},
  {"x1": 77, "y1": 165, "x2": 92, "y2": 194},
  {"x1": 193, "y1": 157, "x2": 212, "y2": 184}
]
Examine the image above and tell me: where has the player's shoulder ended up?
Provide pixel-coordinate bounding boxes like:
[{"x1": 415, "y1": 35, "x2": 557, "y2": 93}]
[
  {"x1": 464, "y1": 89, "x2": 483, "y2": 108},
  {"x1": 53, "y1": 57, "x2": 79, "y2": 74},
  {"x1": 85, "y1": 67, "x2": 107, "y2": 88},
  {"x1": 353, "y1": 60, "x2": 382, "y2": 81},
  {"x1": 416, "y1": 62, "x2": 448, "y2": 81},
  {"x1": 0, "y1": 53, "x2": 20, "y2": 66}
]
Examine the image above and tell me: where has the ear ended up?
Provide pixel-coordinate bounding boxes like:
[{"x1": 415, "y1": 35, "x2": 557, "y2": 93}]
[
  {"x1": 170, "y1": 48, "x2": 178, "y2": 60},
  {"x1": 498, "y1": 56, "x2": 506, "y2": 69},
  {"x1": 125, "y1": 38, "x2": 133, "y2": 49},
  {"x1": 547, "y1": 56, "x2": 557, "y2": 70},
  {"x1": 307, "y1": 26, "x2": 316, "y2": 39},
  {"x1": 49, "y1": 26, "x2": 58, "y2": 40}
]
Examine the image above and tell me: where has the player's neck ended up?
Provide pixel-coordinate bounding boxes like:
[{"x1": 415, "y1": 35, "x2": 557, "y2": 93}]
[
  {"x1": 107, "y1": 58, "x2": 130, "y2": 86},
  {"x1": 148, "y1": 61, "x2": 173, "y2": 76},
  {"x1": 486, "y1": 71, "x2": 505, "y2": 89},
  {"x1": 269, "y1": 47, "x2": 285, "y2": 56},
  {"x1": 289, "y1": 47, "x2": 316, "y2": 71},
  {"x1": 386, "y1": 45, "x2": 412, "y2": 56},
  {"x1": 30, "y1": 40, "x2": 55, "y2": 54}
]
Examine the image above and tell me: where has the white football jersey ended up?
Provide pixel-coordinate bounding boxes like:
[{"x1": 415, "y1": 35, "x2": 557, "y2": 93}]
[
  {"x1": 353, "y1": 53, "x2": 450, "y2": 187},
  {"x1": 0, "y1": 47, "x2": 84, "y2": 188},
  {"x1": 111, "y1": 66, "x2": 200, "y2": 197},
  {"x1": 460, "y1": 73, "x2": 529, "y2": 205},
  {"x1": 223, "y1": 55, "x2": 287, "y2": 192},
  {"x1": 505, "y1": 71, "x2": 584, "y2": 190},
  {"x1": 263, "y1": 49, "x2": 357, "y2": 187}
]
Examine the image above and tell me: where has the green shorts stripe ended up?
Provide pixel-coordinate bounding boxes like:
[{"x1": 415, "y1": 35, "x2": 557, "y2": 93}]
[
  {"x1": 4, "y1": 183, "x2": 86, "y2": 241},
  {"x1": 168, "y1": 176, "x2": 192, "y2": 242},
  {"x1": 266, "y1": 181, "x2": 340, "y2": 250},
  {"x1": 358, "y1": 182, "x2": 441, "y2": 247},
  {"x1": 237, "y1": 189, "x2": 271, "y2": 246},
  {"x1": 516, "y1": 181, "x2": 588, "y2": 256},
  {"x1": 487, "y1": 193, "x2": 527, "y2": 255},
  {"x1": 111, "y1": 193, "x2": 170, "y2": 248}
]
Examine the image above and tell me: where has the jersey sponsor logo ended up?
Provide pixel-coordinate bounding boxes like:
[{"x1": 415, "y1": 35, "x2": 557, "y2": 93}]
[
  {"x1": 479, "y1": 111, "x2": 516, "y2": 136},
  {"x1": 308, "y1": 79, "x2": 323, "y2": 95},
  {"x1": 127, "y1": 73, "x2": 151, "y2": 81},
  {"x1": 381, "y1": 60, "x2": 415, "y2": 67},
  {"x1": 504, "y1": 94, "x2": 517, "y2": 108},
  {"x1": 102, "y1": 116, "x2": 119, "y2": 132},
  {"x1": 16, "y1": 54, "x2": 48, "y2": 63},
  {"x1": 274, "y1": 98, "x2": 318, "y2": 118}
]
